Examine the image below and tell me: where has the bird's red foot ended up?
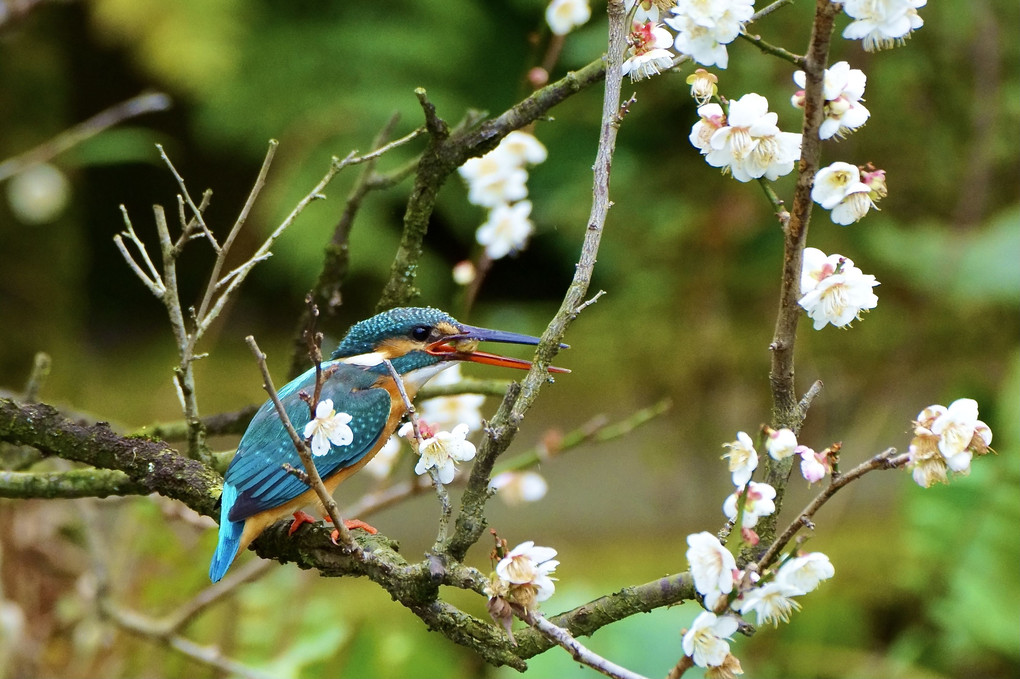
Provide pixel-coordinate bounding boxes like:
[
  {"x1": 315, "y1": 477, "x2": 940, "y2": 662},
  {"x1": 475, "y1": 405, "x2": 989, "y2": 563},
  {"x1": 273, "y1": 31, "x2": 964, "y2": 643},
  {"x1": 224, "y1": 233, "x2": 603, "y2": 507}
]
[
  {"x1": 329, "y1": 519, "x2": 379, "y2": 545},
  {"x1": 288, "y1": 510, "x2": 318, "y2": 536}
]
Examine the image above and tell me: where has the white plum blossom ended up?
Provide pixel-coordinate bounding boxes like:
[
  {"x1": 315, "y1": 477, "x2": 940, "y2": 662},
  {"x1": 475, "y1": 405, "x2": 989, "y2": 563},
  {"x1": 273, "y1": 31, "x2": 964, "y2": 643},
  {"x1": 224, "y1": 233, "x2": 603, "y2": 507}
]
[
  {"x1": 412, "y1": 423, "x2": 477, "y2": 483},
  {"x1": 930, "y1": 398, "x2": 986, "y2": 463},
  {"x1": 734, "y1": 580, "x2": 803, "y2": 627},
  {"x1": 546, "y1": 0, "x2": 591, "y2": 35},
  {"x1": 798, "y1": 247, "x2": 879, "y2": 330},
  {"x1": 622, "y1": 21, "x2": 676, "y2": 82},
  {"x1": 460, "y1": 132, "x2": 546, "y2": 260},
  {"x1": 498, "y1": 130, "x2": 549, "y2": 166},
  {"x1": 682, "y1": 611, "x2": 739, "y2": 668},
  {"x1": 459, "y1": 153, "x2": 529, "y2": 209},
  {"x1": 494, "y1": 541, "x2": 559, "y2": 609},
  {"x1": 723, "y1": 482, "x2": 777, "y2": 528},
  {"x1": 698, "y1": 93, "x2": 802, "y2": 182},
  {"x1": 665, "y1": 0, "x2": 755, "y2": 69},
  {"x1": 777, "y1": 552, "x2": 835, "y2": 593},
  {"x1": 686, "y1": 531, "x2": 737, "y2": 598},
  {"x1": 689, "y1": 103, "x2": 727, "y2": 153},
  {"x1": 458, "y1": 131, "x2": 546, "y2": 208},
  {"x1": 839, "y1": 0, "x2": 926, "y2": 52},
  {"x1": 908, "y1": 399, "x2": 992, "y2": 486},
  {"x1": 476, "y1": 200, "x2": 534, "y2": 260},
  {"x1": 722, "y1": 431, "x2": 758, "y2": 487},
  {"x1": 489, "y1": 470, "x2": 549, "y2": 505},
  {"x1": 765, "y1": 427, "x2": 798, "y2": 461},
  {"x1": 812, "y1": 162, "x2": 876, "y2": 225},
  {"x1": 792, "y1": 61, "x2": 870, "y2": 139},
  {"x1": 302, "y1": 399, "x2": 354, "y2": 456}
]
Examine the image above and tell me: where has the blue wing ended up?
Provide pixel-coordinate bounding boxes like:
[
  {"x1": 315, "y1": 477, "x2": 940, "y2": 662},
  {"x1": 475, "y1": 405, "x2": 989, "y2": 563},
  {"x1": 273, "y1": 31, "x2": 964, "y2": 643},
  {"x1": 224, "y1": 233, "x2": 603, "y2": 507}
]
[{"x1": 224, "y1": 361, "x2": 391, "y2": 522}]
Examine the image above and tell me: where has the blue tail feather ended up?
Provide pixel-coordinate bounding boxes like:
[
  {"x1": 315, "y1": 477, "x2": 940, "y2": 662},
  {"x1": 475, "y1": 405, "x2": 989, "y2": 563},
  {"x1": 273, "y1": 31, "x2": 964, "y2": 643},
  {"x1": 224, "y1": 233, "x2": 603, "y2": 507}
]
[{"x1": 209, "y1": 484, "x2": 243, "y2": 582}]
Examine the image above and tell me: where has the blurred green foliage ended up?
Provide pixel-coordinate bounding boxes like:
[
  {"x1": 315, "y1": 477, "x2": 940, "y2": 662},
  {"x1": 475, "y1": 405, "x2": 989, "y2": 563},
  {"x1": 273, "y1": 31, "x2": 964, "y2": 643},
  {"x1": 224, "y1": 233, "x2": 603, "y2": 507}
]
[{"x1": 1, "y1": 0, "x2": 1018, "y2": 678}]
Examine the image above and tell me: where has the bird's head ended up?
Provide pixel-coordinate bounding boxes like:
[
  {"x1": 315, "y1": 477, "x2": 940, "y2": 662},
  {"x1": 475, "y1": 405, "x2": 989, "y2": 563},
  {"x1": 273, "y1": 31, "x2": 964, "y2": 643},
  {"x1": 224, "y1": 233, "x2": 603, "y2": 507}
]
[{"x1": 331, "y1": 307, "x2": 568, "y2": 391}]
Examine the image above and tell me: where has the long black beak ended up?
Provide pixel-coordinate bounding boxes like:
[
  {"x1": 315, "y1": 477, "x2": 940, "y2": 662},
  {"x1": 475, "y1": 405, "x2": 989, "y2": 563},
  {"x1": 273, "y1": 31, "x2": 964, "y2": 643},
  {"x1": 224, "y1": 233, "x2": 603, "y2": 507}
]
[{"x1": 426, "y1": 323, "x2": 570, "y2": 373}]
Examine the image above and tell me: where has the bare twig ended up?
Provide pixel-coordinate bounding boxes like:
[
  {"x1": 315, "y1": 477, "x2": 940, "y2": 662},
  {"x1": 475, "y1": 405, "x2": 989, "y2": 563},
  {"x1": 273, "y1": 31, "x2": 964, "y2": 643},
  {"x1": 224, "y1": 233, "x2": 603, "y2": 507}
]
[
  {"x1": 757, "y1": 447, "x2": 906, "y2": 570},
  {"x1": 522, "y1": 611, "x2": 651, "y2": 679},
  {"x1": 760, "y1": 0, "x2": 842, "y2": 543},
  {"x1": 0, "y1": 92, "x2": 171, "y2": 182},
  {"x1": 244, "y1": 335, "x2": 356, "y2": 550},
  {"x1": 448, "y1": 0, "x2": 630, "y2": 562}
]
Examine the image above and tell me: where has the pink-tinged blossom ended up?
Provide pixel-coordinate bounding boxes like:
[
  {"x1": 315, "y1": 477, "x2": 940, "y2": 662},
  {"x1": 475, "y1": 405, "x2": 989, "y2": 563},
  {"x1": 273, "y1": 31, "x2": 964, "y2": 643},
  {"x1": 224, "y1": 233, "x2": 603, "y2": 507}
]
[
  {"x1": 798, "y1": 445, "x2": 829, "y2": 483},
  {"x1": 702, "y1": 93, "x2": 802, "y2": 182},
  {"x1": 686, "y1": 531, "x2": 737, "y2": 598},
  {"x1": 665, "y1": 0, "x2": 755, "y2": 69},
  {"x1": 839, "y1": 0, "x2": 926, "y2": 52},
  {"x1": 413, "y1": 423, "x2": 477, "y2": 484},
  {"x1": 690, "y1": 103, "x2": 727, "y2": 153},
  {"x1": 798, "y1": 247, "x2": 879, "y2": 330},
  {"x1": 723, "y1": 482, "x2": 776, "y2": 528},
  {"x1": 792, "y1": 61, "x2": 870, "y2": 139},
  {"x1": 622, "y1": 21, "x2": 676, "y2": 82},
  {"x1": 683, "y1": 611, "x2": 740, "y2": 668}
]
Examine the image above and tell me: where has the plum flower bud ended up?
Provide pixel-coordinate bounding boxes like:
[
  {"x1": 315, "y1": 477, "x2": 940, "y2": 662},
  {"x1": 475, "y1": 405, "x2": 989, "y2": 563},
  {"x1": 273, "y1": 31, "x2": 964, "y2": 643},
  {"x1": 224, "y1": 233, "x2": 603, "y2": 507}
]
[{"x1": 798, "y1": 445, "x2": 829, "y2": 483}]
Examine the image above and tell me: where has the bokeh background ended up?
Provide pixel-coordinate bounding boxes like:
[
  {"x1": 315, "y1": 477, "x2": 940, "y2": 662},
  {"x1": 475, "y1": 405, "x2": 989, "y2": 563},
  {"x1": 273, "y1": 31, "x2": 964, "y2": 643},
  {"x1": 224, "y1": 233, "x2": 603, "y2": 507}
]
[{"x1": 1, "y1": 1, "x2": 1017, "y2": 677}]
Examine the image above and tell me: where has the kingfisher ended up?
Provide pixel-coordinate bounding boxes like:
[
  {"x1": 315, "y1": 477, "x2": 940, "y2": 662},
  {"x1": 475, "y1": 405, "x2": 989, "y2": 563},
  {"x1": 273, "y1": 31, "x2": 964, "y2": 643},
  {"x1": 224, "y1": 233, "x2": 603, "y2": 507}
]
[{"x1": 209, "y1": 306, "x2": 567, "y2": 582}]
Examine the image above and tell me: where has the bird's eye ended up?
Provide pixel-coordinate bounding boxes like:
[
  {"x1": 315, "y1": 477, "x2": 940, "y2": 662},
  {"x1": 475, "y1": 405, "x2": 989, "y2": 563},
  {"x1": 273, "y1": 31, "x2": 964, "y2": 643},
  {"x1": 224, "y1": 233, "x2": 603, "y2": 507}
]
[{"x1": 410, "y1": 325, "x2": 431, "y2": 342}]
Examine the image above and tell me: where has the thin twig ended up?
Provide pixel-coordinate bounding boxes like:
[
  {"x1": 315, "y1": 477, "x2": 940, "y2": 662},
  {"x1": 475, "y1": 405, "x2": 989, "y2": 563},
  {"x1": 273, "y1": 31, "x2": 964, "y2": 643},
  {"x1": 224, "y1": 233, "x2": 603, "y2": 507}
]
[
  {"x1": 447, "y1": 0, "x2": 630, "y2": 562},
  {"x1": 194, "y1": 140, "x2": 279, "y2": 330},
  {"x1": 0, "y1": 92, "x2": 171, "y2": 181},
  {"x1": 522, "y1": 611, "x2": 651, "y2": 679},
  {"x1": 244, "y1": 335, "x2": 356, "y2": 549},
  {"x1": 757, "y1": 447, "x2": 905, "y2": 570}
]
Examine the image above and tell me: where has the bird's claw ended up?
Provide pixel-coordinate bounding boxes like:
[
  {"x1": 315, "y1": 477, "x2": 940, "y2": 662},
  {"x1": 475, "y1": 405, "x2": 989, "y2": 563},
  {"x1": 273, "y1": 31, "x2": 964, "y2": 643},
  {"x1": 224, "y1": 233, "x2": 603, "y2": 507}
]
[{"x1": 330, "y1": 519, "x2": 378, "y2": 545}]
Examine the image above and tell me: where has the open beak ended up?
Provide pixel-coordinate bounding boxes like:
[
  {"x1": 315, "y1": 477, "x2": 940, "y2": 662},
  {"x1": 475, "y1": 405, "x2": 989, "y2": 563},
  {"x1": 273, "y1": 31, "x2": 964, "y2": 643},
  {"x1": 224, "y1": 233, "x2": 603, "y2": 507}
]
[{"x1": 426, "y1": 323, "x2": 570, "y2": 373}]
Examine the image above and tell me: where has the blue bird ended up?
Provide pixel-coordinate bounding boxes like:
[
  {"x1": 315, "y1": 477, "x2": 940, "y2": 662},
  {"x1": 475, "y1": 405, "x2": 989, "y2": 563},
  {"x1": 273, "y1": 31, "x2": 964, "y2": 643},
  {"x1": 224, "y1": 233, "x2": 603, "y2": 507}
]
[{"x1": 209, "y1": 306, "x2": 567, "y2": 582}]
